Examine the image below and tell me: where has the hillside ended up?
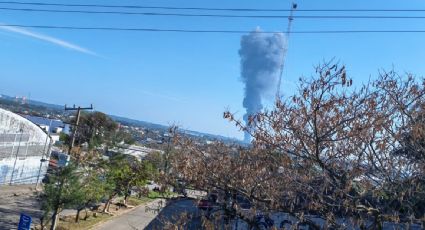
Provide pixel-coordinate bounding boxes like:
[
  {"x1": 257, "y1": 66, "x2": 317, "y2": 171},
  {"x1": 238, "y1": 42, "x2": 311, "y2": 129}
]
[{"x1": 0, "y1": 94, "x2": 241, "y2": 144}]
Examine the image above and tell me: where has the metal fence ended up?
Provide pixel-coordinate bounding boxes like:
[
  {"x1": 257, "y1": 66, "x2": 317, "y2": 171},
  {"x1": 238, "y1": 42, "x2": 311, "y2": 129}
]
[
  {"x1": 0, "y1": 133, "x2": 46, "y2": 159},
  {"x1": 0, "y1": 133, "x2": 30, "y2": 143},
  {"x1": 0, "y1": 133, "x2": 51, "y2": 185}
]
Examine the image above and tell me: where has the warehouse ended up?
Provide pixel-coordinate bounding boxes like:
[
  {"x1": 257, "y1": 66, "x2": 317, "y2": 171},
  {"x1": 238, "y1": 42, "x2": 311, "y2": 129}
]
[{"x1": 0, "y1": 108, "x2": 52, "y2": 185}]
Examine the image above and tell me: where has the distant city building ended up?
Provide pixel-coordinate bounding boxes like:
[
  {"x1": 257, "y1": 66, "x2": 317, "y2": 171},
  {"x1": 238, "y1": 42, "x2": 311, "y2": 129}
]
[
  {"x1": 53, "y1": 126, "x2": 63, "y2": 134},
  {"x1": 50, "y1": 134, "x2": 60, "y2": 143},
  {"x1": 107, "y1": 144, "x2": 163, "y2": 160},
  {"x1": 0, "y1": 108, "x2": 52, "y2": 185},
  {"x1": 23, "y1": 115, "x2": 69, "y2": 134}
]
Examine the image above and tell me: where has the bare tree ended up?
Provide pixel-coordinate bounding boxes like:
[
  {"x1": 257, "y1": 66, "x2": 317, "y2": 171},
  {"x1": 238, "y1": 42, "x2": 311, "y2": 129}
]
[{"x1": 167, "y1": 62, "x2": 425, "y2": 229}]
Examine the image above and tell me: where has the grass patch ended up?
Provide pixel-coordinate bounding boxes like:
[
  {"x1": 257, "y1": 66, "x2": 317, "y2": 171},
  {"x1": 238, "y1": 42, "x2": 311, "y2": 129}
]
[
  {"x1": 55, "y1": 196, "x2": 153, "y2": 230},
  {"x1": 127, "y1": 196, "x2": 151, "y2": 206},
  {"x1": 148, "y1": 191, "x2": 161, "y2": 199},
  {"x1": 57, "y1": 212, "x2": 110, "y2": 230},
  {"x1": 148, "y1": 190, "x2": 177, "y2": 199}
]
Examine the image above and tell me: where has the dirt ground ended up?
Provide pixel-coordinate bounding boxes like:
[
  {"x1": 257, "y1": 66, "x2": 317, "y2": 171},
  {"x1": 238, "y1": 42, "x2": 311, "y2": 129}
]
[
  {"x1": 0, "y1": 185, "x2": 155, "y2": 230},
  {"x1": 0, "y1": 184, "x2": 42, "y2": 230}
]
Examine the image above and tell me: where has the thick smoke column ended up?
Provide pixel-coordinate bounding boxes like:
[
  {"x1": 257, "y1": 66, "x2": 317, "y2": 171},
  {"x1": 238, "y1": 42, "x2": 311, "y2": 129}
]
[{"x1": 239, "y1": 29, "x2": 285, "y2": 142}]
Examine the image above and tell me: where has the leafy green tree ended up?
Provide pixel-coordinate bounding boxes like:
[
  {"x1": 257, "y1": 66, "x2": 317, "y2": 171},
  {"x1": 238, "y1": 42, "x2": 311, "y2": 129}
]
[
  {"x1": 41, "y1": 164, "x2": 84, "y2": 230},
  {"x1": 71, "y1": 111, "x2": 136, "y2": 148},
  {"x1": 123, "y1": 159, "x2": 155, "y2": 204},
  {"x1": 111, "y1": 129, "x2": 136, "y2": 146},
  {"x1": 144, "y1": 151, "x2": 165, "y2": 172},
  {"x1": 74, "y1": 168, "x2": 108, "y2": 223},
  {"x1": 73, "y1": 111, "x2": 118, "y2": 149},
  {"x1": 58, "y1": 132, "x2": 69, "y2": 144},
  {"x1": 101, "y1": 154, "x2": 153, "y2": 212}
]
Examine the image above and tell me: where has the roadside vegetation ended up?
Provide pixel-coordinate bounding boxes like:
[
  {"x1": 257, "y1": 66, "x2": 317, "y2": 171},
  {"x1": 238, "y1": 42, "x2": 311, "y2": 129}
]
[
  {"x1": 162, "y1": 62, "x2": 425, "y2": 229},
  {"x1": 37, "y1": 111, "x2": 163, "y2": 230},
  {"x1": 54, "y1": 196, "x2": 153, "y2": 230}
]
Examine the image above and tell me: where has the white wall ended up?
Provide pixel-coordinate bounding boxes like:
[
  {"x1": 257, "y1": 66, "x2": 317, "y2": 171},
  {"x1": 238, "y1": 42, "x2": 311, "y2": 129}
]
[
  {"x1": 0, "y1": 108, "x2": 51, "y2": 185},
  {"x1": 0, "y1": 108, "x2": 48, "y2": 143},
  {"x1": 0, "y1": 156, "x2": 49, "y2": 185}
]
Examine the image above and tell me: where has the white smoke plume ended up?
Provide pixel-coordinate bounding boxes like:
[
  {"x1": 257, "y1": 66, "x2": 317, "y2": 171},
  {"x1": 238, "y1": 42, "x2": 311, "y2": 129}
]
[{"x1": 239, "y1": 28, "x2": 285, "y2": 142}]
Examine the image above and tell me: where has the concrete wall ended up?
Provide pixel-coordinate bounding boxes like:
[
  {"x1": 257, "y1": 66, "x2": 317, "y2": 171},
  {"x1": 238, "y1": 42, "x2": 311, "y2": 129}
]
[
  {"x1": 0, "y1": 156, "x2": 48, "y2": 185},
  {"x1": 0, "y1": 108, "x2": 51, "y2": 185},
  {"x1": 0, "y1": 108, "x2": 47, "y2": 143}
]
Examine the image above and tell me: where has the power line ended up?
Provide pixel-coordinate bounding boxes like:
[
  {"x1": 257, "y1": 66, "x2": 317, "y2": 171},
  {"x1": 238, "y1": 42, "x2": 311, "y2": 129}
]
[
  {"x1": 2, "y1": 7, "x2": 425, "y2": 19},
  {"x1": 0, "y1": 7, "x2": 291, "y2": 17},
  {"x1": 0, "y1": 24, "x2": 261, "y2": 33},
  {"x1": 0, "y1": 1, "x2": 424, "y2": 12},
  {"x1": 2, "y1": 24, "x2": 425, "y2": 34}
]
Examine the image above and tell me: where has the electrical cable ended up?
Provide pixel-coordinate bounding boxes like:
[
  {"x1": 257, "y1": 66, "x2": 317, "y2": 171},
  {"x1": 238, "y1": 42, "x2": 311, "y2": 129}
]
[
  {"x1": 1, "y1": 7, "x2": 425, "y2": 19},
  {"x1": 2, "y1": 24, "x2": 425, "y2": 34},
  {"x1": 0, "y1": 1, "x2": 424, "y2": 13}
]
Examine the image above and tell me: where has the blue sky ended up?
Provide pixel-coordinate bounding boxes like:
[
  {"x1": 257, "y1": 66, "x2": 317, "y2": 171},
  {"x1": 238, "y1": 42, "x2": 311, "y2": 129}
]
[{"x1": 1, "y1": 0, "x2": 425, "y2": 139}]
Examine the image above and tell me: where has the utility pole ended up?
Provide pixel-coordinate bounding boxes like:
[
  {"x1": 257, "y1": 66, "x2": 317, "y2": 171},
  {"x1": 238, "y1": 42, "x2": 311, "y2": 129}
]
[{"x1": 65, "y1": 104, "x2": 93, "y2": 163}]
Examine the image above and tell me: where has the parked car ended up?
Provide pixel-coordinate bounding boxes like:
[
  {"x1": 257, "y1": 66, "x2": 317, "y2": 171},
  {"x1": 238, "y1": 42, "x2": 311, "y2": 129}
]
[
  {"x1": 254, "y1": 213, "x2": 274, "y2": 230},
  {"x1": 198, "y1": 198, "x2": 216, "y2": 211},
  {"x1": 235, "y1": 194, "x2": 251, "y2": 210},
  {"x1": 198, "y1": 192, "x2": 219, "y2": 210}
]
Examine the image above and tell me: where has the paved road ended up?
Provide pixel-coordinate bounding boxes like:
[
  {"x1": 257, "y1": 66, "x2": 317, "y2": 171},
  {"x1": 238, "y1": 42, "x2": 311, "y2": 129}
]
[
  {"x1": 144, "y1": 198, "x2": 200, "y2": 230},
  {"x1": 94, "y1": 199, "x2": 165, "y2": 230},
  {"x1": 96, "y1": 198, "x2": 201, "y2": 230}
]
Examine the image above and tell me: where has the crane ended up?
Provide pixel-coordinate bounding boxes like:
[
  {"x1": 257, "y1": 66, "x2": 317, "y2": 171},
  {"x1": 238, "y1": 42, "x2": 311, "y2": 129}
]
[{"x1": 276, "y1": 2, "x2": 297, "y2": 99}]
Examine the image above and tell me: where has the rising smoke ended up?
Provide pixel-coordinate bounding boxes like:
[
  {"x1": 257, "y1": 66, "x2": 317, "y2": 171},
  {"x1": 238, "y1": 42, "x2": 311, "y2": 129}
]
[{"x1": 239, "y1": 28, "x2": 285, "y2": 142}]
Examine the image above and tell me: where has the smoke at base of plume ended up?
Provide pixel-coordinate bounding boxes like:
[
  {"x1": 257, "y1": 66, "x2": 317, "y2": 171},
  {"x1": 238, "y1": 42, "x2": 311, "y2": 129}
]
[{"x1": 239, "y1": 29, "x2": 285, "y2": 142}]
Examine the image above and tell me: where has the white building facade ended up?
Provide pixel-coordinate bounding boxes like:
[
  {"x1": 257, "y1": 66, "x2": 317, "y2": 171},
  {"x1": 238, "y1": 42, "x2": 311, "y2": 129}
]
[{"x1": 0, "y1": 108, "x2": 52, "y2": 185}]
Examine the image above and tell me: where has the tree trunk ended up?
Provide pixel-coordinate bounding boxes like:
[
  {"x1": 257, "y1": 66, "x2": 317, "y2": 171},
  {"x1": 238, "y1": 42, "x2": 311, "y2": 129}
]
[
  {"x1": 50, "y1": 209, "x2": 59, "y2": 230},
  {"x1": 107, "y1": 201, "x2": 112, "y2": 212},
  {"x1": 103, "y1": 195, "x2": 113, "y2": 213},
  {"x1": 124, "y1": 192, "x2": 129, "y2": 205},
  {"x1": 51, "y1": 171, "x2": 65, "y2": 230},
  {"x1": 84, "y1": 208, "x2": 89, "y2": 220},
  {"x1": 40, "y1": 216, "x2": 46, "y2": 230},
  {"x1": 75, "y1": 208, "x2": 82, "y2": 223},
  {"x1": 102, "y1": 199, "x2": 110, "y2": 213}
]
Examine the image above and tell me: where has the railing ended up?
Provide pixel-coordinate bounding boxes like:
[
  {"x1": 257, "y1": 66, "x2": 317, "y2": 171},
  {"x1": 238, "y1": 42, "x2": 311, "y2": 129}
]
[
  {"x1": 0, "y1": 133, "x2": 30, "y2": 143},
  {"x1": 0, "y1": 133, "x2": 51, "y2": 185}
]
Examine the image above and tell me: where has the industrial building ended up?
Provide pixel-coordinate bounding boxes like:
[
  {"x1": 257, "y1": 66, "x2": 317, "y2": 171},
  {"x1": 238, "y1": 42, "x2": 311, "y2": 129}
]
[{"x1": 0, "y1": 108, "x2": 52, "y2": 185}]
